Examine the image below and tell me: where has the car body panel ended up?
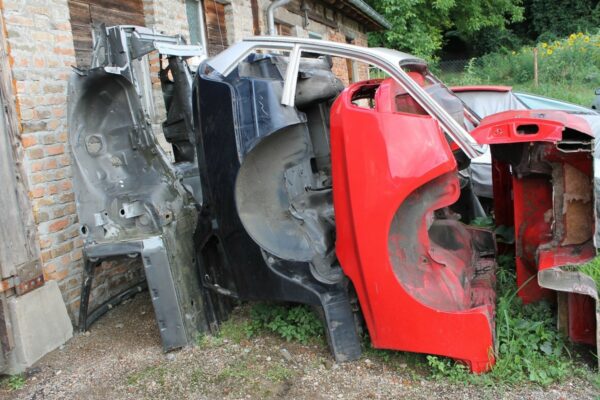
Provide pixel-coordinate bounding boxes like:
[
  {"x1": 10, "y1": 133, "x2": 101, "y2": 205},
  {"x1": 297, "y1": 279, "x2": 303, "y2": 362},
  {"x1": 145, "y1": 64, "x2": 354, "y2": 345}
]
[
  {"x1": 68, "y1": 27, "x2": 599, "y2": 372},
  {"x1": 331, "y1": 78, "x2": 496, "y2": 372}
]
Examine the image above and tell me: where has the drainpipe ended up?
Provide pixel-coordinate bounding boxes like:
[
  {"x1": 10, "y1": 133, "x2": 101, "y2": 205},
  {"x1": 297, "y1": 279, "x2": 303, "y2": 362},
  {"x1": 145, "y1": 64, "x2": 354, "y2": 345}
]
[{"x1": 267, "y1": 0, "x2": 292, "y2": 35}]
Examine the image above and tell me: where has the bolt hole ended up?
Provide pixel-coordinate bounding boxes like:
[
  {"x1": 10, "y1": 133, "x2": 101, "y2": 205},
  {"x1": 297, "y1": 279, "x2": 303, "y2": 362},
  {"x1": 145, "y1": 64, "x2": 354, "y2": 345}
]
[
  {"x1": 81, "y1": 225, "x2": 88, "y2": 235},
  {"x1": 120, "y1": 208, "x2": 125, "y2": 216}
]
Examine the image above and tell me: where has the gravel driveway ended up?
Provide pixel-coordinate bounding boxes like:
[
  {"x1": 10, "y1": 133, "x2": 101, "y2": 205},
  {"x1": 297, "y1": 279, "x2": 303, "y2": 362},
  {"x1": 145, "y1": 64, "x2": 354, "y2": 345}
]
[{"x1": 1, "y1": 293, "x2": 598, "y2": 399}]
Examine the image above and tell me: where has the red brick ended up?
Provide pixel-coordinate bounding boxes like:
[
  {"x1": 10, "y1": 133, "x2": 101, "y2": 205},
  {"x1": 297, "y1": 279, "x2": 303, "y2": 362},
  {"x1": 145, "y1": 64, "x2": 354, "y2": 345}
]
[
  {"x1": 30, "y1": 161, "x2": 43, "y2": 172},
  {"x1": 27, "y1": 147, "x2": 44, "y2": 159},
  {"x1": 43, "y1": 158, "x2": 58, "y2": 170},
  {"x1": 47, "y1": 269, "x2": 69, "y2": 282},
  {"x1": 21, "y1": 135, "x2": 37, "y2": 148},
  {"x1": 48, "y1": 217, "x2": 69, "y2": 233},
  {"x1": 30, "y1": 187, "x2": 45, "y2": 198},
  {"x1": 59, "y1": 180, "x2": 72, "y2": 191},
  {"x1": 39, "y1": 237, "x2": 53, "y2": 249},
  {"x1": 57, "y1": 131, "x2": 68, "y2": 143},
  {"x1": 46, "y1": 144, "x2": 64, "y2": 156}
]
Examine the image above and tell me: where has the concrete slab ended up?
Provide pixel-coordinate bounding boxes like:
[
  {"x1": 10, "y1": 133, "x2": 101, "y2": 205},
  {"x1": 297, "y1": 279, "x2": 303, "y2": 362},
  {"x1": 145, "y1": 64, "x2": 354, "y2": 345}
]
[{"x1": 6, "y1": 280, "x2": 73, "y2": 374}]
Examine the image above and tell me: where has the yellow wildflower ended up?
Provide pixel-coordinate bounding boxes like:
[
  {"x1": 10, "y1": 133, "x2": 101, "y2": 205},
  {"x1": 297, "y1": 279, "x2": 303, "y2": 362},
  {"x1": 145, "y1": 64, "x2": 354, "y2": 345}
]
[
  {"x1": 511, "y1": 51, "x2": 516, "y2": 55},
  {"x1": 577, "y1": 32, "x2": 583, "y2": 37},
  {"x1": 584, "y1": 36, "x2": 590, "y2": 42},
  {"x1": 547, "y1": 49, "x2": 553, "y2": 55},
  {"x1": 569, "y1": 33, "x2": 577, "y2": 40},
  {"x1": 541, "y1": 42, "x2": 548, "y2": 48}
]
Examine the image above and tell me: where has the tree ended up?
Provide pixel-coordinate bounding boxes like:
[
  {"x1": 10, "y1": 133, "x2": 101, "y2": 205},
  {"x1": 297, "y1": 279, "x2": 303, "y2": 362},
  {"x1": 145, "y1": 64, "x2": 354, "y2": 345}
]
[
  {"x1": 367, "y1": 0, "x2": 524, "y2": 59},
  {"x1": 527, "y1": 0, "x2": 600, "y2": 41}
]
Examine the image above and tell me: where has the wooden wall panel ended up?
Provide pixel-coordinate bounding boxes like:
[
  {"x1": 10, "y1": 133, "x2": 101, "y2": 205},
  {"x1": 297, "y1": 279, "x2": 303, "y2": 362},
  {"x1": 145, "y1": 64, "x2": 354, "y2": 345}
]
[
  {"x1": 68, "y1": 0, "x2": 145, "y2": 67},
  {"x1": 203, "y1": 0, "x2": 227, "y2": 57}
]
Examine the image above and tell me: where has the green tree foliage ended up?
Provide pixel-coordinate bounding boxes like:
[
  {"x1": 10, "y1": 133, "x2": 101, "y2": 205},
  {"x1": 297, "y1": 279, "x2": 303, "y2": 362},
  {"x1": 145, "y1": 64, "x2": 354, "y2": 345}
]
[
  {"x1": 367, "y1": 0, "x2": 524, "y2": 59},
  {"x1": 527, "y1": 0, "x2": 600, "y2": 41}
]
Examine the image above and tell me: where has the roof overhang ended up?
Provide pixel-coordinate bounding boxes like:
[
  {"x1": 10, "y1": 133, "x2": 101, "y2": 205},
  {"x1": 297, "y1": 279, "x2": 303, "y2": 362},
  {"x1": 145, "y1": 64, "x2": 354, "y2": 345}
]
[{"x1": 332, "y1": 0, "x2": 391, "y2": 31}]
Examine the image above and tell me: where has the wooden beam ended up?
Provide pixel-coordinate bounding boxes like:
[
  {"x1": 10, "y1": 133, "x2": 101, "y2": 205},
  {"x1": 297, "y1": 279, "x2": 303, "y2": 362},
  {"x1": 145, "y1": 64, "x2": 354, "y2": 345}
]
[{"x1": 0, "y1": 3, "x2": 43, "y2": 282}]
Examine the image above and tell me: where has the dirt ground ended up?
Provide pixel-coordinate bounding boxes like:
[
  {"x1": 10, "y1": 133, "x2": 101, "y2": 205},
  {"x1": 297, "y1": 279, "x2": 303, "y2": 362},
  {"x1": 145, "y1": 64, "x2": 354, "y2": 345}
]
[{"x1": 1, "y1": 293, "x2": 598, "y2": 400}]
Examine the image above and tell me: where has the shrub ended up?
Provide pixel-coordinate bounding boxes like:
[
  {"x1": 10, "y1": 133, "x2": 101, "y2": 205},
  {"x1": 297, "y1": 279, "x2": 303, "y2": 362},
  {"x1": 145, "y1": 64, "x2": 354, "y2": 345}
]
[
  {"x1": 438, "y1": 32, "x2": 600, "y2": 106},
  {"x1": 247, "y1": 303, "x2": 324, "y2": 344}
]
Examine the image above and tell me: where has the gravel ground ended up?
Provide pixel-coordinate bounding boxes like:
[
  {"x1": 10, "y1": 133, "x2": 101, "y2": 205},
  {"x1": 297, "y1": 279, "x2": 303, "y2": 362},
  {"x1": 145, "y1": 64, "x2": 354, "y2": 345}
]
[{"x1": 1, "y1": 293, "x2": 598, "y2": 400}]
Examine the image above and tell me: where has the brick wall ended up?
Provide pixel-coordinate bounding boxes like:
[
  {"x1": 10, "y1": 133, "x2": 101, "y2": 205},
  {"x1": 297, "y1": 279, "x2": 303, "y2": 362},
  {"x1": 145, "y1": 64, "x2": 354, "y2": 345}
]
[{"x1": 2, "y1": 0, "x2": 83, "y2": 318}]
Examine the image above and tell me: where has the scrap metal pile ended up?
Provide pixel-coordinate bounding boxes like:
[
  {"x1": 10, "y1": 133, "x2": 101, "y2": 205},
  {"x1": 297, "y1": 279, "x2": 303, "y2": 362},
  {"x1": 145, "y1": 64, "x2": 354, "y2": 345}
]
[{"x1": 68, "y1": 26, "x2": 599, "y2": 373}]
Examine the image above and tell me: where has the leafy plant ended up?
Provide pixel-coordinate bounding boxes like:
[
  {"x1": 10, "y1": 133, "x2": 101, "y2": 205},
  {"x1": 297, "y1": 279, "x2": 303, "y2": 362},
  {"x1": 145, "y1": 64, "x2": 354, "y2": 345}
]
[
  {"x1": 428, "y1": 254, "x2": 573, "y2": 386},
  {"x1": 247, "y1": 303, "x2": 324, "y2": 344},
  {"x1": 1, "y1": 374, "x2": 26, "y2": 391},
  {"x1": 367, "y1": 0, "x2": 524, "y2": 59}
]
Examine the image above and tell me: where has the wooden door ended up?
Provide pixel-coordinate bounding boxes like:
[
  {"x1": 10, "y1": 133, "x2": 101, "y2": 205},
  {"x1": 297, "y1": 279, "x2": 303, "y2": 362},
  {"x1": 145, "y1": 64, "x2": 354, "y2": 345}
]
[{"x1": 68, "y1": 0, "x2": 146, "y2": 67}]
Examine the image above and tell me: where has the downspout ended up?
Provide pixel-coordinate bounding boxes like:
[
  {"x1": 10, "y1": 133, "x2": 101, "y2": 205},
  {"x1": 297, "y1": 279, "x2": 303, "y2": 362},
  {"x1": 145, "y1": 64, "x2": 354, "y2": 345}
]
[{"x1": 267, "y1": 0, "x2": 292, "y2": 35}]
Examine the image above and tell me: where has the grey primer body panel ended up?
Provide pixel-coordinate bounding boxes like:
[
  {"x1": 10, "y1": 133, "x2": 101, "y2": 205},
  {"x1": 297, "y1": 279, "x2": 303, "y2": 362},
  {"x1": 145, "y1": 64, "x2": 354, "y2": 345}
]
[{"x1": 68, "y1": 26, "x2": 207, "y2": 350}]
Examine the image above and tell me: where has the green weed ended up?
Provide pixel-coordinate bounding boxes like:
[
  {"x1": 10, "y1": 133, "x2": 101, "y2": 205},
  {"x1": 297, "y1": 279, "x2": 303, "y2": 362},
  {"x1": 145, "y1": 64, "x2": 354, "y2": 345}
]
[
  {"x1": 427, "y1": 255, "x2": 573, "y2": 386},
  {"x1": 219, "y1": 317, "x2": 252, "y2": 344},
  {"x1": 247, "y1": 303, "x2": 324, "y2": 344},
  {"x1": 1, "y1": 374, "x2": 26, "y2": 391},
  {"x1": 265, "y1": 364, "x2": 293, "y2": 382},
  {"x1": 578, "y1": 257, "x2": 600, "y2": 291},
  {"x1": 126, "y1": 365, "x2": 167, "y2": 386}
]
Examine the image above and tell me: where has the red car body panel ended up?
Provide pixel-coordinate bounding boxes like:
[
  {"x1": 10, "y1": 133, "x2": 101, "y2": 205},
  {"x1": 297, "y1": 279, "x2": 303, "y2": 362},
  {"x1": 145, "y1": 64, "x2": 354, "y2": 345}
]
[
  {"x1": 331, "y1": 79, "x2": 496, "y2": 373},
  {"x1": 472, "y1": 109, "x2": 596, "y2": 346}
]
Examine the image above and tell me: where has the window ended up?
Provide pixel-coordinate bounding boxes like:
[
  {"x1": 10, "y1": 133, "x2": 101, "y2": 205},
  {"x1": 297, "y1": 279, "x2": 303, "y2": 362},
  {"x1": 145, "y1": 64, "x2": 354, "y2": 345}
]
[
  {"x1": 186, "y1": 0, "x2": 207, "y2": 52},
  {"x1": 275, "y1": 22, "x2": 293, "y2": 36}
]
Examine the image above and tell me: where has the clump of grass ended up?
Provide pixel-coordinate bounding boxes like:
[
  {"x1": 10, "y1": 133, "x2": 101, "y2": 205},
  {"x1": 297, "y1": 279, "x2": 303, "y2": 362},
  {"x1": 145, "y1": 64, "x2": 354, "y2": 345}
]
[
  {"x1": 428, "y1": 255, "x2": 573, "y2": 386},
  {"x1": 247, "y1": 303, "x2": 324, "y2": 344},
  {"x1": 578, "y1": 257, "x2": 600, "y2": 291},
  {"x1": 1, "y1": 374, "x2": 26, "y2": 391},
  {"x1": 126, "y1": 365, "x2": 167, "y2": 386}
]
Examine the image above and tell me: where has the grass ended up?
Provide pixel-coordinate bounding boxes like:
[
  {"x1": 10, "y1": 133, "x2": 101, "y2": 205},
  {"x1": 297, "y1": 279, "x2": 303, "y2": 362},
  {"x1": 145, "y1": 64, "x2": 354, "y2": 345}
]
[
  {"x1": 426, "y1": 254, "x2": 579, "y2": 387},
  {"x1": 0, "y1": 374, "x2": 26, "y2": 391},
  {"x1": 126, "y1": 365, "x2": 167, "y2": 386},
  {"x1": 437, "y1": 31, "x2": 600, "y2": 107},
  {"x1": 579, "y1": 257, "x2": 600, "y2": 291},
  {"x1": 191, "y1": 253, "x2": 596, "y2": 388}
]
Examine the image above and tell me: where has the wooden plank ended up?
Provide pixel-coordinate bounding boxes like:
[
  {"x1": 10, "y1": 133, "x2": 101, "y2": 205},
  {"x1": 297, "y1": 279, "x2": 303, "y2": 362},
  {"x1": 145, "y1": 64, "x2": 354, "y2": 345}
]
[
  {"x1": 89, "y1": 5, "x2": 145, "y2": 27},
  {"x1": 68, "y1": 0, "x2": 91, "y2": 26},
  {"x1": 75, "y1": 50, "x2": 93, "y2": 68},
  {"x1": 251, "y1": 0, "x2": 260, "y2": 35},
  {"x1": 204, "y1": 0, "x2": 227, "y2": 56},
  {"x1": 68, "y1": 0, "x2": 145, "y2": 67},
  {"x1": 0, "y1": 10, "x2": 40, "y2": 279},
  {"x1": 71, "y1": 0, "x2": 144, "y2": 15},
  {"x1": 71, "y1": 24, "x2": 93, "y2": 50}
]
